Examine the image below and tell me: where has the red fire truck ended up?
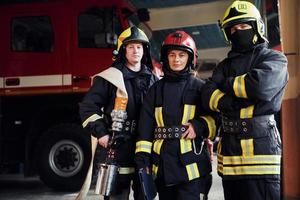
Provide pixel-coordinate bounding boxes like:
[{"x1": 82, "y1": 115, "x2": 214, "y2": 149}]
[{"x1": 0, "y1": 0, "x2": 154, "y2": 191}]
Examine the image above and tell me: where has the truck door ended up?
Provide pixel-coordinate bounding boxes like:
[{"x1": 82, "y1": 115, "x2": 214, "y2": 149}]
[
  {"x1": 0, "y1": 12, "x2": 59, "y2": 166},
  {"x1": 3, "y1": 10, "x2": 67, "y2": 94},
  {"x1": 71, "y1": 7, "x2": 122, "y2": 91}
]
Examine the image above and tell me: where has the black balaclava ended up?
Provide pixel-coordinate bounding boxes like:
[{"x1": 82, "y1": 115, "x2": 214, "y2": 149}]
[
  {"x1": 231, "y1": 29, "x2": 256, "y2": 52},
  {"x1": 228, "y1": 22, "x2": 258, "y2": 52}
]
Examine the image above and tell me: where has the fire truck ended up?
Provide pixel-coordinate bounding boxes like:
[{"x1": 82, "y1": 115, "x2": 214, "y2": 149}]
[{"x1": 0, "y1": 0, "x2": 154, "y2": 191}]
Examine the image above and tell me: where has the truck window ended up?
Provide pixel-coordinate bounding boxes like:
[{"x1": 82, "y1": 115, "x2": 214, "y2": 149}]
[
  {"x1": 11, "y1": 16, "x2": 53, "y2": 52},
  {"x1": 78, "y1": 7, "x2": 121, "y2": 48}
]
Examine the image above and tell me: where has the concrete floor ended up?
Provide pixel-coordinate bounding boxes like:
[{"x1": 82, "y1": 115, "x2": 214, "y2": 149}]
[{"x1": 0, "y1": 154, "x2": 224, "y2": 200}]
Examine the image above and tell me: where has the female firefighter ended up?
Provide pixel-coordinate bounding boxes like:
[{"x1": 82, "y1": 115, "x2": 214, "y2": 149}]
[
  {"x1": 78, "y1": 26, "x2": 158, "y2": 200},
  {"x1": 135, "y1": 31, "x2": 216, "y2": 200}
]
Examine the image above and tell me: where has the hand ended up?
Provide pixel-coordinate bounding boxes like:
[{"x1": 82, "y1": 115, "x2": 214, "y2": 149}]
[
  {"x1": 98, "y1": 134, "x2": 110, "y2": 148},
  {"x1": 143, "y1": 166, "x2": 151, "y2": 174},
  {"x1": 181, "y1": 123, "x2": 196, "y2": 139}
]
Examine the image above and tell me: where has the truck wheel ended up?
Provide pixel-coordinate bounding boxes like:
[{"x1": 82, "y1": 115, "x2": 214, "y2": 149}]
[{"x1": 37, "y1": 123, "x2": 91, "y2": 191}]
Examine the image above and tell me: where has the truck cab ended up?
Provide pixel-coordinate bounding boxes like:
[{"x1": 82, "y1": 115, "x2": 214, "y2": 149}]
[{"x1": 0, "y1": 0, "x2": 151, "y2": 191}]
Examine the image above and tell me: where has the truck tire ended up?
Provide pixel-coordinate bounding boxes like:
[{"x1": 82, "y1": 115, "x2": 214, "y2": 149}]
[{"x1": 37, "y1": 123, "x2": 91, "y2": 191}]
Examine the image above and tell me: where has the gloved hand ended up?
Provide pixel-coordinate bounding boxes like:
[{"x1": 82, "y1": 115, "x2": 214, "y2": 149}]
[
  {"x1": 135, "y1": 152, "x2": 151, "y2": 170},
  {"x1": 219, "y1": 95, "x2": 254, "y2": 112}
]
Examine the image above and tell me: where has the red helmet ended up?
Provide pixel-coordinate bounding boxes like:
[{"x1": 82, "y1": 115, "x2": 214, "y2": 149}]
[{"x1": 161, "y1": 31, "x2": 198, "y2": 68}]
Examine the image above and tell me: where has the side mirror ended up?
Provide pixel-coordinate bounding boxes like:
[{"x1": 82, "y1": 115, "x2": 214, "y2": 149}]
[{"x1": 137, "y1": 8, "x2": 150, "y2": 22}]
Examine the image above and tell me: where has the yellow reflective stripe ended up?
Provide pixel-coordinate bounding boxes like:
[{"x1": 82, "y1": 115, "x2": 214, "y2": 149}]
[
  {"x1": 222, "y1": 165, "x2": 281, "y2": 175},
  {"x1": 233, "y1": 74, "x2": 248, "y2": 98},
  {"x1": 179, "y1": 104, "x2": 194, "y2": 154},
  {"x1": 152, "y1": 164, "x2": 158, "y2": 178},
  {"x1": 217, "y1": 138, "x2": 222, "y2": 155},
  {"x1": 82, "y1": 114, "x2": 102, "y2": 128},
  {"x1": 118, "y1": 167, "x2": 135, "y2": 174},
  {"x1": 153, "y1": 139, "x2": 164, "y2": 155},
  {"x1": 241, "y1": 139, "x2": 254, "y2": 157},
  {"x1": 222, "y1": 155, "x2": 281, "y2": 165},
  {"x1": 217, "y1": 163, "x2": 223, "y2": 174},
  {"x1": 209, "y1": 89, "x2": 225, "y2": 112},
  {"x1": 186, "y1": 163, "x2": 200, "y2": 180},
  {"x1": 240, "y1": 105, "x2": 254, "y2": 119},
  {"x1": 155, "y1": 107, "x2": 164, "y2": 127},
  {"x1": 135, "y1": 141, "x2": 153, "y2": 154},
  {"x1": 180, "y1": 139, "x2": 192, "y2": 153},
  {"x1": 200, "y1": 116, "x2": 216, "y2": 140},
  {"x1": 181, "y1": 104, "x2": 196, "y2": 124},
  {"x1": 217, "y1": 153, "x2": 223, "y2": 164}
]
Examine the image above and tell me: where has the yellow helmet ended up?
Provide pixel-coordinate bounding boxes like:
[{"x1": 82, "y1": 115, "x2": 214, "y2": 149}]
[
  {"x1": 220, "y1": 0, "x2": 267, "y2": 42},
  {"x1": 115, "y1": 26, "x2": 149, "y2": 54},
  {"x1": 113, "y1": 26, "x2": 153, "y2": 68}
]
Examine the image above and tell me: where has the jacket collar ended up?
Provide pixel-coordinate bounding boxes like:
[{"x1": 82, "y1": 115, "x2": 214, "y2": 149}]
[
  {"x1": 113, "y1": 63, "x2": 152, "y2": 80},
  {"x1": 227, "y1": 42, "x2": 267, "y2": 59}
]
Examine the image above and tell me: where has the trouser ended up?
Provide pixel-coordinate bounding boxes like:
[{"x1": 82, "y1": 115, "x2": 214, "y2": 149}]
[
  {"x1": 200, "y1": 173, "x2": 212, "y2": 200},
  {"x1": 108, "y1": 173, "x2": 143, "y2": 200},
  {"x1": 156, "y1": 178, "x2": 203, "y2": 200},
  {"x1": 222, "y1": 178, "x2": 280, "y2": 200}
]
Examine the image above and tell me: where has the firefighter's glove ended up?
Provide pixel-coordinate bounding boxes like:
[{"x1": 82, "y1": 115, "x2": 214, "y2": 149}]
[
  {"x1": 135, "y1": 153, "x2": 151, "y2": 170},
  {"x1": 219, "y1": 95, "x2": 254, "y2": 112},
  {"x1": 89, "y1": 122, "x2": 109, "y2": 139}
]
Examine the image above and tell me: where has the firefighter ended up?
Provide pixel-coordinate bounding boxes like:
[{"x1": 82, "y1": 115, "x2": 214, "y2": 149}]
[
  {"x1": 135, "y1": 31, "x2": 216, "y2": 200},
  {"x1": 201, "y1": 1, "x2": 289, "y2": 200},
  {"x1": 79, "y1": 26, "x2": 158, "y2": 200}
]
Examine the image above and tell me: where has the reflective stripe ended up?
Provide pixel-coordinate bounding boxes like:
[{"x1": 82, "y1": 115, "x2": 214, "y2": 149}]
[
  {"x1": 179, "y1": 104, "x2": 194, "y2": 154},
  {"x1": 186, "y1": 163, "x2": 200, "y2": 180},
  {"x1": 155, "y1": 107, "x2": 164, "y2": 127},
  {"x1": 82, "y1": 114, "x2": 102, "y2": 128},
  {"x1": 222, "y1": 165, "x2": 281, "y2": 175},
  {"x1": 240, "y1": 105, "x2": 254, "y2": 119},
  {"x1": 154, "y1": 107, "x2": 164, "y2": 155},
  {"x1": 217, "y1": 138, "x2": 222, "y2": 155},
  {"x1": 152, "y1": 164, "x2": 158, "y2": 178},
  {"x1": 233, "y1": 74, "x2": 248, "y2": 98},
  {"x1": 217, "y1": 153, "x2": 223, "y2": 163},
  {"x1": 217, "y1": 163, "x2": 223, "y2": 174},
  {"x1": 180, "y1": 139, "x2": 192, "y2": 153},
  {"x1": 153, "y1": 139, "x2": 164, "y2": 155},
  {"x1": 200, "y1": 116, "x2": 216, "y2": 140},
  {"x1": 181, "y1": 104, "x2": 196, "y2": 124},
  {"x1": 241, "y1": 139, "x2": 254, "y2": 157},
  {"x1": 135, "y1": 140, "x2": 153, "y2": 154},
  {"x1": 222, "y1": 155, "x2": 281, "y2": 165},
  {"x1": 119, "y1": 167, "x2": 135, "y2": 174},
  {"x1": 217, "y1": 141, "x2": 223, "y2": 174},
  {"x1": 209, "y1": 89, "x2": 225, "y2": 112},
  {"x1": 218, "y1": 153, "x2": 281, "y2": 175},
  {"x1": 3, "y1": 74, "x2": 72, "y2": 88}
]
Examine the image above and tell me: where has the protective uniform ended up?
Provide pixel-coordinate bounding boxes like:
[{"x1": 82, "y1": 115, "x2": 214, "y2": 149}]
[
  {"x1": 79, "y1": 26, "x2": 158, "y2": 200},
  {"x1": 135, "y1": 31, "x2": 216, "y2": 200},
  {"x1": 201, "y1": 1, "x2": 289, "y2": 200}
]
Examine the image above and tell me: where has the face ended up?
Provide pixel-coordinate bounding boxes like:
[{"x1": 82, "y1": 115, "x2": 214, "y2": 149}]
[
  {"x1": 167, "y1": 49, "x2": 189, "y2": 72},
  {"x1": 125, "y1": 42, "x2": 144, "y2": 66},
  {"x1": 230, "y1": 23, "x2": 252, "y2": 34}
]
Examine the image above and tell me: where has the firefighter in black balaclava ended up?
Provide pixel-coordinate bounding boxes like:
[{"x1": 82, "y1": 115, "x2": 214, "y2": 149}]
[
  {"x1": 79, "y1": 26, "x2": 158, "y2": 200},
  {"x1": 201, "y1": 1, "x2": 289, "y2": 200},
  {"x1": 135, "y1": 31, "x2": 217, "y2": 200}
]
